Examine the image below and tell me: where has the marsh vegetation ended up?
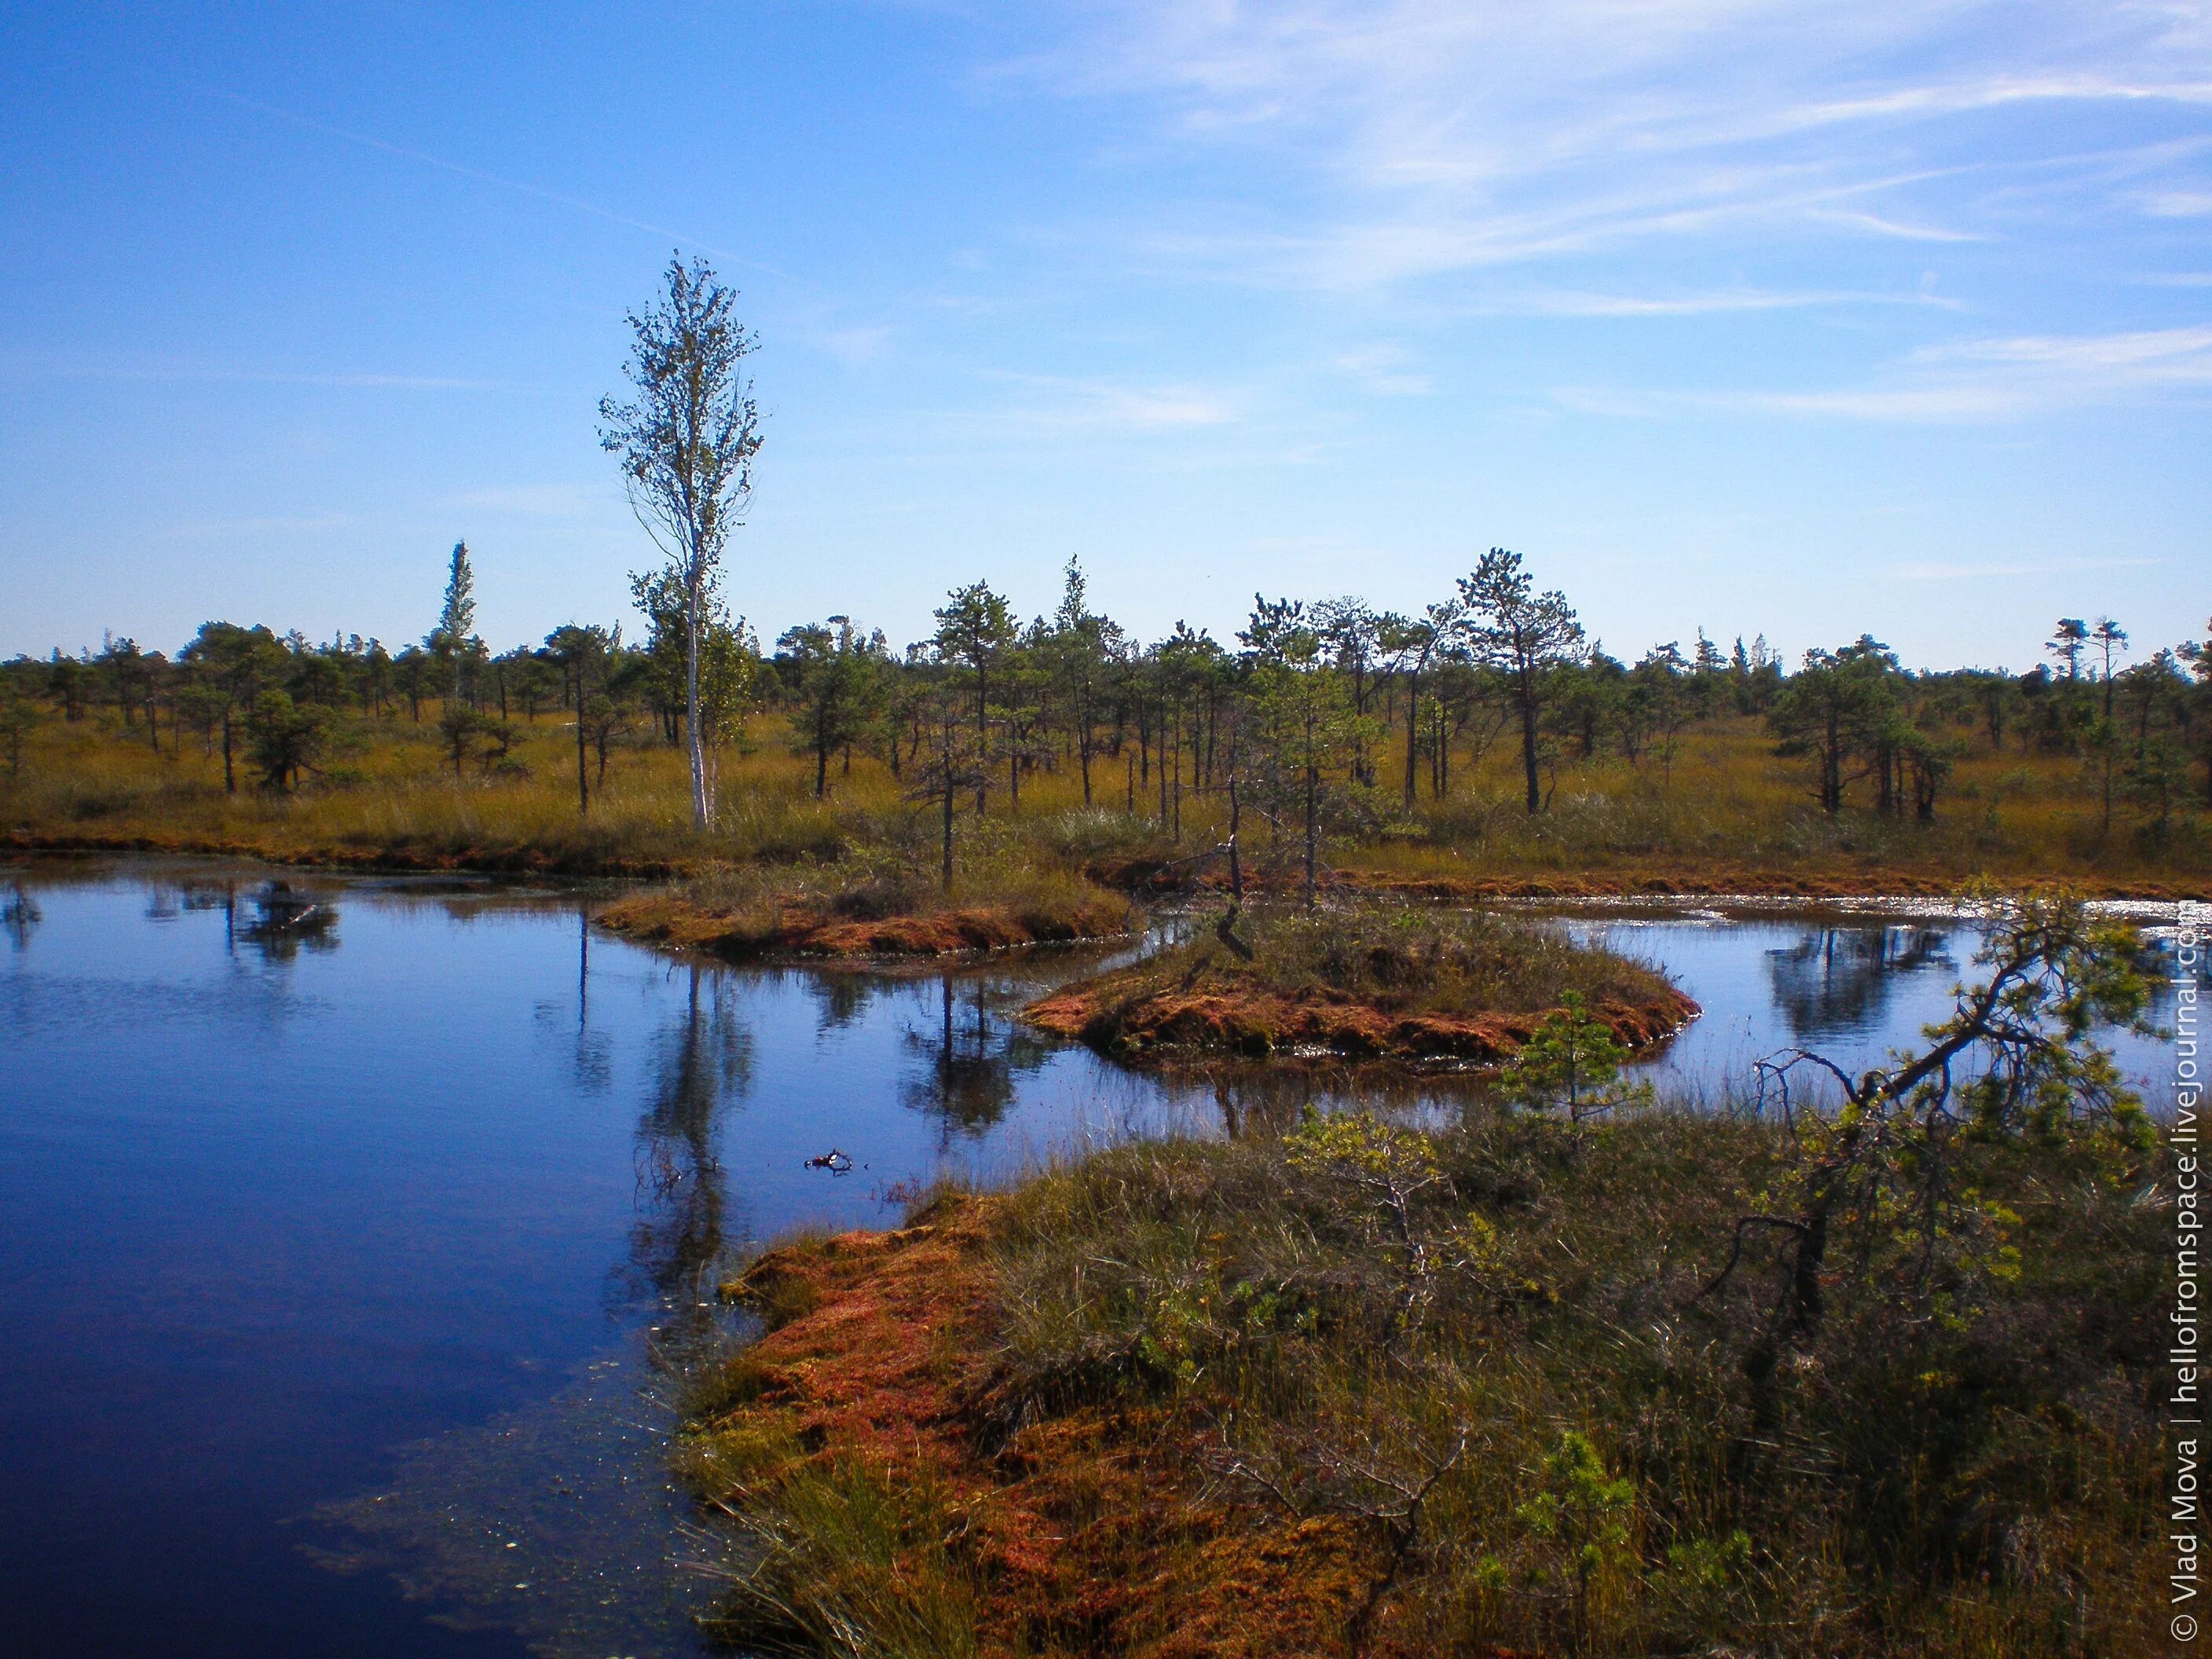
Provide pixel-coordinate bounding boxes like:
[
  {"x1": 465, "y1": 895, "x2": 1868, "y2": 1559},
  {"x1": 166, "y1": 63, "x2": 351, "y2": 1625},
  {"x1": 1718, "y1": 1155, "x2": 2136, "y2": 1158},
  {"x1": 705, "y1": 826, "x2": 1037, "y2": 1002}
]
[
  {"x1": 0, "y1": 256, "x2": 2190, "y2": 1659},
  {"x1": 3, "y1": 480, "x2": 2205, "y2": 904},
  {"x1": 682, "y1": 895, "x2": 2163, "y2": 1657},
  {"x1": 4, "y1": 606, "x2": 2203, "y2": 905}
]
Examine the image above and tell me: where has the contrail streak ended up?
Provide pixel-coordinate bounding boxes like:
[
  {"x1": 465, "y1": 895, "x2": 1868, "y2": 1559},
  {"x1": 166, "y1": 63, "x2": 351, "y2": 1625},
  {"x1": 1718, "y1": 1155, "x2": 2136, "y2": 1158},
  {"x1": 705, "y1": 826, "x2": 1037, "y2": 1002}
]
[{"x1": 190, "y1": 83, "x2": 790, "y2": 280}]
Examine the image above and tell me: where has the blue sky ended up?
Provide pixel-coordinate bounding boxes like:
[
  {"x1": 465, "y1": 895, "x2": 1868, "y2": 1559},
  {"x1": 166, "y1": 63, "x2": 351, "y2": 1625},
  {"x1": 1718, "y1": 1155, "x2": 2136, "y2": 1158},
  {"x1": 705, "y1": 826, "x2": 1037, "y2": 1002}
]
[{"x1": 2, "y1": 2, "x2": 2207, "y2": 670}]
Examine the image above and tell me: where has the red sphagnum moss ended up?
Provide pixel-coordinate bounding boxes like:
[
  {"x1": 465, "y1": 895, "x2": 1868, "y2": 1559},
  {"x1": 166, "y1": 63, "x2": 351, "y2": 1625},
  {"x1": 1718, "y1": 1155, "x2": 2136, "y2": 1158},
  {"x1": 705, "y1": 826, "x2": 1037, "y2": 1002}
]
[{"x1": 697, "y1": 1197, "x2": 1425, "y2": 1658}]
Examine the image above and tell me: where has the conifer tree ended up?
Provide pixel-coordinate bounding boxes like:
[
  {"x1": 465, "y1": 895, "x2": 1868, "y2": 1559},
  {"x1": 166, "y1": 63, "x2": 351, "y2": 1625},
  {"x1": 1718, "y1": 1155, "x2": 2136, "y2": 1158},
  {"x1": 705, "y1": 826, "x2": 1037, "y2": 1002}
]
[{"x1": 429, "y1": 541, "x2": 478, "y2": 701}]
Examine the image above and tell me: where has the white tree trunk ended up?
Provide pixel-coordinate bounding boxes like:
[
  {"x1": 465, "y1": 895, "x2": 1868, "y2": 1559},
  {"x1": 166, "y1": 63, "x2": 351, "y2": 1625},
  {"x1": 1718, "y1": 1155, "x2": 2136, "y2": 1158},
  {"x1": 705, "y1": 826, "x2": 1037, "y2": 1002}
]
[{"x1": 685, "y1": 565, "x2": 709, "y2": 829}]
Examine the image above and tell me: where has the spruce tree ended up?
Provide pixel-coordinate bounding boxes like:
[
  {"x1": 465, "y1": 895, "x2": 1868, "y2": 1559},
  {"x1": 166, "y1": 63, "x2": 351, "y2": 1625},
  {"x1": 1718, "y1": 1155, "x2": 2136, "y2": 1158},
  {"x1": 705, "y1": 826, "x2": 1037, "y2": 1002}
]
[{"x1": 430, "y1": 541, "x2": 478, "y2": 701}]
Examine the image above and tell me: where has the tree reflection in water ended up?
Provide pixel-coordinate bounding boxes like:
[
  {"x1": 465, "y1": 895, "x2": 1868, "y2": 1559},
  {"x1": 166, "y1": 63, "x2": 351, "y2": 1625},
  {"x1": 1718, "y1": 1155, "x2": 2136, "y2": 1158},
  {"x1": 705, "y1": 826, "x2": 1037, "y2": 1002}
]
[
  {"x1": 901, "y1": 974, "x2": 1055, "y2": 1142},
  {"x1": 239, "y1": 881, "x2": 339, "y2": 961},
  {"x1": 805, "y1": 969, "x2": 884, "y2": 1036},
  {"x1": 2, "y1": 882, "x2": 38, "y2": 950},
  {"x1": 165, "y1": 881, "x2": 240, "y2": 960},
  {"x1": 616, "y1": 961, "x2": 751, "y2": 1354},
  {"x1": 569, "y1": 908, "x2": 612, "y2": 1094},
  {"x1": 1206, "y1": 1065, "x2": 1482, "y2": 1142},
  {"x1": 1764, "y1": 925, "x2": 1954, "y2": 1042},
  {"x1": 1210, "y1": 1070, "x2": 1335, "y2": 1141},
  {"x1": 157, "y1": 877, "x2": 344, "y2": 965}
]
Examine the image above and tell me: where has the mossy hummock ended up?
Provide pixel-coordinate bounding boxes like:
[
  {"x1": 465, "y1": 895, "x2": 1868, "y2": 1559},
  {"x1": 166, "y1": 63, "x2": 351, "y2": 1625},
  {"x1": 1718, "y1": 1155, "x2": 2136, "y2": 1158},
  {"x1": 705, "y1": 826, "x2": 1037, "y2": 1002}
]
[
  {"x1": 598, "y1": 886, "x2": 1131, "y2": 960},
  {"x1": 1026, "y1": 905, "x2": 1695, "y2": 1061},
  {"x1": 684, "y1": 1196, "x2": 1378, "y2": 1658}
]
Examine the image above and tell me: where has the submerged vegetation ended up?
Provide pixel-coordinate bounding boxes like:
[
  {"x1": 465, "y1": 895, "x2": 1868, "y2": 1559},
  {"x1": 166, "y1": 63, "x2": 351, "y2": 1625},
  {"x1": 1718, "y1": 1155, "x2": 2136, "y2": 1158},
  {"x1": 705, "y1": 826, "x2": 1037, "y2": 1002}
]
[
  {"x1": 680, "y1": 895, "x2": 2163, "y2": 1657},
  {"x1": 1026, "y1": 904, "x2": 1692, "y2": 1060}
]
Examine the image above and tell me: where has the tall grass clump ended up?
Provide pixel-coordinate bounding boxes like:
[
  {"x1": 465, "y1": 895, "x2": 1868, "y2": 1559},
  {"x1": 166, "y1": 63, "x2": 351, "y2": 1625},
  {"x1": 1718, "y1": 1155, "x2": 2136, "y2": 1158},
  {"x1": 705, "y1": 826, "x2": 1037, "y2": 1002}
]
[{"x1": 680, "y1": 1426, "x2": 983, "y2": 1659}]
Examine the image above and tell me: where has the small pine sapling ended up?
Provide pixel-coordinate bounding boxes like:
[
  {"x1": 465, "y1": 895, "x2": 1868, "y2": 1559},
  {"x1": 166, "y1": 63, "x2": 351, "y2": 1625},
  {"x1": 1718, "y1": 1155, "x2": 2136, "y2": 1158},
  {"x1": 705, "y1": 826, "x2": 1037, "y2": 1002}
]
[{"x1": 1500, "y1": 991, "x2": 1652, "y2": 1122}]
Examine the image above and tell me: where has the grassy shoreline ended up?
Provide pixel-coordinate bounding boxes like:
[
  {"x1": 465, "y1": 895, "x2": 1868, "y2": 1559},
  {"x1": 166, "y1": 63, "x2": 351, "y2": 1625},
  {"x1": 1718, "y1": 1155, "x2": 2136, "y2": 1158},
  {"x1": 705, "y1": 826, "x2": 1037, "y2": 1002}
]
[
  {"x1": 597, "y1": 884, "x2": 1132, "y2": 961},
  {"x1": 5, "y1": 830, "x2": 2200, "y2": 905},
  {"x1": 683, "y1": 1108, "x2": 2159, "y2": 1658},
  {"x1": 4, "y1": 708, "x2": 2204, "y2": 903},
  {"x1": 672, "y1": 894, "x2": 2163, "y2": 1657},
  {"x1": 1, "y1": 828, "x2": 686, "y2": 877}
]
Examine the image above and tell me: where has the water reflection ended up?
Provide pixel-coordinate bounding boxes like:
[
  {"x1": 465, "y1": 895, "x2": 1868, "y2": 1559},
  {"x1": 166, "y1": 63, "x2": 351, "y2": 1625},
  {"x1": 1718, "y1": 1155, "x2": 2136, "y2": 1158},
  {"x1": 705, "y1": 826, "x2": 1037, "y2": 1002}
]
[
  {"x1": 532, "y1": 910, "x2": 613, "y2": 1096},
  {"x1": 618, "y1": 964, "x2": 750, "y2": 1353},
  {"x1": 238, "y1": 882, "x2": 340, "y2": 961},
  {"x1": 313, "y1": 918, "x2": 745, "y2": 1659},
  {"x1": 1208, "y1": 1068, "x2": 1401, "y2": 1140},
  {"x1": 307, "y1": 1353, "x2": 717, "y2": 1659},
  {"x1": 0, "y1": 863, "x2": 2185, "y2": 1658},
  {"x1": 2141, "y1": 927, "x2": 2207, "y2": 1035},
  {"x1": 1763, "y1": 925, "x2": 1955, "y2": 1042},
  {"x1": 2, "y1": 881, "x2": 38, "y2": 950},
  {"x1": 901, "y1": 975, "x2": 1057, "y2": 1138},
  {"x1": 569, "y1": 913, "x2": 613, "y2": 1094},
  {"x1": 805, "y1": 969, "x2": 885, "y2": 1035},
  {"x1": 144, "y1": 877, "x2": 346, "y2": 965}
]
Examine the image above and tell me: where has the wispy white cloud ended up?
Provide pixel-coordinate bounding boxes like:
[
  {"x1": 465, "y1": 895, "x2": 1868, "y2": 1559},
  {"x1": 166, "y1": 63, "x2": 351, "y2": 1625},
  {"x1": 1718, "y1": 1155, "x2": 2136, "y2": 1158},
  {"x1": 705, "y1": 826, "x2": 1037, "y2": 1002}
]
[
  {"x1": 979, "y1": 372, "x2": 1240, "y2": 432},
  {"x1": 1042, "y1": 3, "x2": 2212, "y2": 164},
  {"x1": 1935, "y1": 325, "x2": 2212, "y2": 373},
  {"x1": 1800, "y1": 207, "x2": 1987, "y2": 243},
  {"x1": 1336, "y1": 345, "x2": 1432, "y2": 395},
  {"x1": 1101, "y1": 162, "x2": 1997, "y2": 288},
  {"x1": 1003, "y1": 2, "x2": 2212, "y2": 287},
  {"x1": 1773, "y1": 71, "x2": 2212, "y2": 133},
  {"x1": 1560, "y1": 326, "x2": 2212, "y2": 421}
]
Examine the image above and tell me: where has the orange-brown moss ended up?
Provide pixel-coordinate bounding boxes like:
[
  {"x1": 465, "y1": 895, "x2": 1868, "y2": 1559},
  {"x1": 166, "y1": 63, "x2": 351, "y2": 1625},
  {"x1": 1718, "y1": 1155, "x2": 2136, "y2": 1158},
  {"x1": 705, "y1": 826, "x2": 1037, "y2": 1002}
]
[
  {"x1": 595, "y1": 888, "x2": 1132, "y2": 960},
  {"x1": 699, "y1": 1199, "x2": 1390, "y2": 1658},
  {"x1": 1026, "y1": 978, "x2": 1697, "y2": 1062}
]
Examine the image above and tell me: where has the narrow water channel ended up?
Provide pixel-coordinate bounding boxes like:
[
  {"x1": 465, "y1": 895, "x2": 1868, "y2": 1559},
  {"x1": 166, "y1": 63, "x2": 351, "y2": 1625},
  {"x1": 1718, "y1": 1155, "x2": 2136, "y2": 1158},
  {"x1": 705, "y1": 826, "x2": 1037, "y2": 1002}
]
[{"x1": 0, "y1": 860, "x2": 2185, "y2": 1657}]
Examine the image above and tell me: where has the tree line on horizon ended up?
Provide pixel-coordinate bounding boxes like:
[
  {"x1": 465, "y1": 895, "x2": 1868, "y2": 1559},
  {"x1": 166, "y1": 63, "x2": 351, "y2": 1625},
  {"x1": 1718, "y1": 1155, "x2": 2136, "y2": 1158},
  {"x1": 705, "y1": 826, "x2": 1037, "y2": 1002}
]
[
  {"x1": 2, "y1": 544, "x2": 2205, "y2": 861},
  {"x1": 2, "y1": 254, "x2": 2205, "y2": 873}
]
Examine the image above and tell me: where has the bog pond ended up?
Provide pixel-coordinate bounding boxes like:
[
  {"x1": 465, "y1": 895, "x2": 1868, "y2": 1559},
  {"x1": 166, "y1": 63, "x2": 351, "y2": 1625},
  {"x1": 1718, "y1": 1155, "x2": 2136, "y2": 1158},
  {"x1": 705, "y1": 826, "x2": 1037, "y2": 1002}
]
[{"x1": 0, "y1": 859, "x2": 2187, "y2": 1658}]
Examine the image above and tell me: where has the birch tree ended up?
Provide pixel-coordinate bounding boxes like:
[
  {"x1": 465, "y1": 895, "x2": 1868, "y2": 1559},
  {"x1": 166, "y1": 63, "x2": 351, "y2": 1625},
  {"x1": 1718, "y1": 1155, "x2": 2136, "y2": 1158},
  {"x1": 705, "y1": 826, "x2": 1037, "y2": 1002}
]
[{"x1": 599, "y1": 256, "x2": 764, "y2": 828}]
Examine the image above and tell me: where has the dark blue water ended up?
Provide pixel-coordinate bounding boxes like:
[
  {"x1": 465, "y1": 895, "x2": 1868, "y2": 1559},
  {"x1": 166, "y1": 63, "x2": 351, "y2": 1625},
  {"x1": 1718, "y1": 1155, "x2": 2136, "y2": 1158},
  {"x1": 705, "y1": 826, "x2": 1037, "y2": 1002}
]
[{"x1": 0, "y1": 862, "x2": 2184, "y2": 1658}]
